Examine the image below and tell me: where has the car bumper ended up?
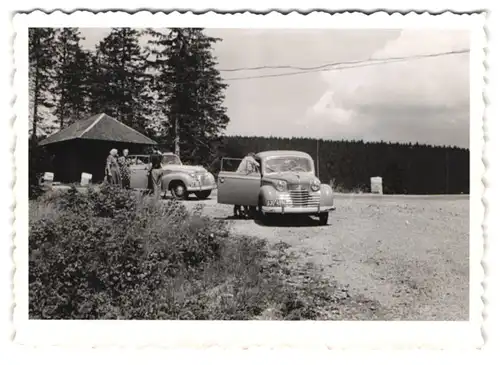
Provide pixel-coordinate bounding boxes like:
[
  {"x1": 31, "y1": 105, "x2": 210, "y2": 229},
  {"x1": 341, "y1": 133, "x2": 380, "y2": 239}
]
[
  {"x1": 261, "y1": 205, "x2": 336, "y2": 214},
  {"x1": 186, "y1": 183, "x2": 217, "y2": 192}
]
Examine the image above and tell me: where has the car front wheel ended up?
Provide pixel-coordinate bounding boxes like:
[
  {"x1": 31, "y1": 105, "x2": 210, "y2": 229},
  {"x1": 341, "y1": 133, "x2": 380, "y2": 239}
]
[
  {"x1": 318, "y1": 212, "x2": 329, "y2": 226},
  {"x1": 257, "y1": 201, "x2": 271, "y2": 225},
  {"x1": 194, "y1": 190, "x2": 211, "y2": 200},
  {"x1": 171, "y1": 182, "x2": 188, "y2": 200}
]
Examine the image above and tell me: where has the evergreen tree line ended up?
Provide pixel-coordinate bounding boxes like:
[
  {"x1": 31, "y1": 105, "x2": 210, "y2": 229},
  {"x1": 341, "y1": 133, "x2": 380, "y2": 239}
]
[
  {"x1": 217, "y1": 136, "x2": 469, "y2": 195},
  {"x1": 28, "y1": 27, "x2": 228, "y2": 163}
]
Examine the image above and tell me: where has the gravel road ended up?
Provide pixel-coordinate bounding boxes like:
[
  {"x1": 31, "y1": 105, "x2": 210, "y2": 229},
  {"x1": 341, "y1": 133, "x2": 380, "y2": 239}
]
[{"x1": 183, "y1": 191, "x2": 469, "y2": 320}]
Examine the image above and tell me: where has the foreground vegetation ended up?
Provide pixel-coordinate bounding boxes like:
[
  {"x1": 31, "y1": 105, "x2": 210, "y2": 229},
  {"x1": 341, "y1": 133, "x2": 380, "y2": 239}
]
[{"x1": 29, "y1": 185, "x2": 359, "y2": 320}]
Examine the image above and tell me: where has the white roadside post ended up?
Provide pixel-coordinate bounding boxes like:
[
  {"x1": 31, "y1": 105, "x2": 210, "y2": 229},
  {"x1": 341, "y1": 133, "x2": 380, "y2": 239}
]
[
  {"x1": 81, "y1": 172, "x2": 92, "y2": 187},
  {"x1": 370, "y1": 176, "x2": 383, "y2": 194}
]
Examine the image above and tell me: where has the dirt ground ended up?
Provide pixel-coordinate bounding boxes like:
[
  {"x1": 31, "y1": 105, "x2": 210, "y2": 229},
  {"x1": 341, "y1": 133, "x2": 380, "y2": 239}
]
[{"x1": 183, "y1": 191, "x2": 470, "y2": 320}]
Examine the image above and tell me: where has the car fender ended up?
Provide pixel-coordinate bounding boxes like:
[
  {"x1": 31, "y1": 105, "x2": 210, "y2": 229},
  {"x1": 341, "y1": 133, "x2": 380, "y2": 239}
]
[
  {"x1": 162, "y1": 172, "x2": 191, "y2": 190},
  {"x1": 320, "y1": 183, "x2": 334, "y2": 206},
  {"x1": 258, "y1": 185, "x2": 278, "y2": 206}
]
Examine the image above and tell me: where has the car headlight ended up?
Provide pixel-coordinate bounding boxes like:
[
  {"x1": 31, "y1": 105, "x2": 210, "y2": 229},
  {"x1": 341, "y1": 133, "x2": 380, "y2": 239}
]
[
  {"x1": 275, "y1": 180, "x2": 287, "y2": 192},
  {"x1": 311, "y1": 178, "x2": 321, "y2": 191},
  {"x1": 189, "y1": 172, "x2": 202, "y2": 181}
]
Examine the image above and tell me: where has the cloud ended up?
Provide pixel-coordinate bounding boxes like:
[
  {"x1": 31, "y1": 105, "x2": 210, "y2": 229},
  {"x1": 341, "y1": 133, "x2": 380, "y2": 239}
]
[{"x1": 304, "y1": 29, "x2": 470, "y2": 147}]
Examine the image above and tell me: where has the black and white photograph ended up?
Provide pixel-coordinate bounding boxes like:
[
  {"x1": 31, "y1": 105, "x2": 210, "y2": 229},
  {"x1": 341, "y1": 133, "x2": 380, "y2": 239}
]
[{"x1": 12, "y1": 11, "x2": 486, "y2": 348}]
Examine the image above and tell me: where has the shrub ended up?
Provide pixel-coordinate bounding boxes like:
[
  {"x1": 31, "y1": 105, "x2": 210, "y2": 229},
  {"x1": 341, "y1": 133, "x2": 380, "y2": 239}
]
[
  {"x1": 29, "y1": 138, "x2": 53, "y2": 200},
  {"x1": 55, "y1": 184, "x2": 141, "y2": 218},
  {"x1": 30, "y1": 187, "x2": 236, "y2": 319},
  {"x1": 29, "y1": 187, "x2": 347, "y2": 320}
]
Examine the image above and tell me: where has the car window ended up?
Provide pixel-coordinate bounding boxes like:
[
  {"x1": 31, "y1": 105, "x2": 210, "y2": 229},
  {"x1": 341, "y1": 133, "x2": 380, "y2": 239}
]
[
  {"x1": 264, "y1": 156, "x2": 314, "y2": 174},
  {"x1": 220, "y1": 157, "x2": 243, "y2": 172},
  {"x1": 134, "y1": 156, "x2": 149, "y2": 165},
  {"x1": 162, "y1": 154, "x2": 182, "y2": 165}
]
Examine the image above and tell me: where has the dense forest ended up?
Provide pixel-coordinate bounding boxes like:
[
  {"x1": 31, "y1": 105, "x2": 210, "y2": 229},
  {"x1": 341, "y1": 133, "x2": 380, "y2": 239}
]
[
  {"x1": 214, "y1": 136, "x2": 469, "y2": 195},
  {"x1": 29, "y1": 27, "x2": 469, "y2": 196}
]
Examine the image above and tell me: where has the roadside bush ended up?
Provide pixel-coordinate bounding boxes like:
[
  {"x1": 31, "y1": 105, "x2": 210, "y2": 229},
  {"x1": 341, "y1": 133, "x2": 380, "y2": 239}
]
[
  {"x1": 29, "y1": 187, "x2": 344, "y2": 320},
  {"x1": 55, "y1": 184, "x2": 141, "y2": 218},
  {"x1": 29, "y1": 138, "x2": 53, "y2": 200}
]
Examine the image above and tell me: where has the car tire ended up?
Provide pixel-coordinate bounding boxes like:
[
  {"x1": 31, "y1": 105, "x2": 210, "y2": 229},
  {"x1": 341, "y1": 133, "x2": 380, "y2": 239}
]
[
  {"x1": 257, "y1": 201, "x2": 270, "y2": 225},
  {"x1": 248, "y1": 206, "x2": 258, "y2": 219},
  {"x1": 318, "y1": 212, "x2": 329, "y2": 226},
  {"x1": 171, "y1": 182, "x2": 188, "y2": 200},
  {"x1": 194, "y1": 190, "x2": 211, "y2": 200}
]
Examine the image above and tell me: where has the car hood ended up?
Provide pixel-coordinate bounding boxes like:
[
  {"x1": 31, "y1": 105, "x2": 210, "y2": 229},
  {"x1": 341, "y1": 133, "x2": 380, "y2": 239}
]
[
  {"x1": 264, "y1": 171, "x2": 317, "y2": 184},
  {"x1": 162, "y1": 164, "x2": 207, "y2": 174}
]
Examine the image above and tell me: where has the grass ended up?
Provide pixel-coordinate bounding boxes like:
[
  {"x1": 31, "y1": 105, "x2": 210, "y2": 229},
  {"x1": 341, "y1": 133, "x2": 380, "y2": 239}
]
[{"x1": 29, "y1": 184, "x2": 348, "y2": 320}]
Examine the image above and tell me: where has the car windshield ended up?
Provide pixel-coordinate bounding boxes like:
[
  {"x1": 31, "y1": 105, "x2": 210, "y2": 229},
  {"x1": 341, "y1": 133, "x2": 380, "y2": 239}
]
[
  {"x1": 264, "y1": 156, "x2": 314, "y2": 173},
  {"x1": 162, "y1": 154, "x2": 182, "y2": 165}
]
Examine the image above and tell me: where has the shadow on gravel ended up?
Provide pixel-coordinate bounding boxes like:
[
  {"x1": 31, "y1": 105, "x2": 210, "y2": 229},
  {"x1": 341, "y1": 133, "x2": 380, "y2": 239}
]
[
  {"x1": 254, "y1": 215, "x2": 329, "y2": 227},
  {"x1": 214, "y1": 214, "x2": 331, "y2": 227},
  {"x1": 214, "y1": 216, "x2": 249, "y2": 221},
  {"x1": 184, "y1": 196, "x2": 214, "y2": 201},
  {"x1": 158, "y1": 195, "x2": 214, "y2": 202}
]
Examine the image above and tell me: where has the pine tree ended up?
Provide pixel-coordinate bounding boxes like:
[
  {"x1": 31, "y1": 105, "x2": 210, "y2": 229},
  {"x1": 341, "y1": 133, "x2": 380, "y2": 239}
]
[
  {"x1": 70, "y1": 47, "x2": 93, "y2": 120},
  {"x1": 87, "y1": 48, "x2": 107, "y2": 115},
  {"x1": 147, "y1": 28, "x2": 229, "y2": 164},
  {"x1": 92, "y1": 28, "x2": 151, "y2": 134},
  {"x1": 51, "y1": 28, "x2": 88, "y2": 128},
  {"x1": 29, "y1": 28, "x2": 57, "y2": 139}
]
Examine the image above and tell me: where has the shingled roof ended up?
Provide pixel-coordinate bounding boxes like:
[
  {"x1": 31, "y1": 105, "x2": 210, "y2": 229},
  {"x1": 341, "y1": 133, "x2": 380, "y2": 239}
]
[{"x1": 39, "y1": 113, "x2": 157, "y2": 146}]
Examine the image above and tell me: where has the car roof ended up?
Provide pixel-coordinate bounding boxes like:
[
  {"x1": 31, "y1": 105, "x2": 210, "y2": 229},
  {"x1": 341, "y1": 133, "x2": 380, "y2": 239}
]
[
  {"x1": 130, "y1": 152, "x2": 176, "y2": 156},
  {"x1": 256, "y1": 150, "x2": 313, "y2": 159}
]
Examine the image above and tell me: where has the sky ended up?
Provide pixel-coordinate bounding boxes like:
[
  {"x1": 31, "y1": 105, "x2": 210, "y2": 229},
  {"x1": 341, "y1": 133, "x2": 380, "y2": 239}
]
[{"x1": 79, "y1": 28, "x2": 470, "y2": 149}]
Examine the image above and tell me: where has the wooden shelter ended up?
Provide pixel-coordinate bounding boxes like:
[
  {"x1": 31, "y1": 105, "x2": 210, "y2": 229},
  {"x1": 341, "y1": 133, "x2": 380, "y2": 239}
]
[{"x1": 39, "y1": 113, "x2": 157, "y2": 183}]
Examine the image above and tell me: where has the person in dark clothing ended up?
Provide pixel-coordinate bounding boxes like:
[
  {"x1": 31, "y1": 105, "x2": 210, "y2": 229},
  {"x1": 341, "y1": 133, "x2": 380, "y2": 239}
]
[{"x1": 149, "y1": 152, "x2": 164, "y2": 200}]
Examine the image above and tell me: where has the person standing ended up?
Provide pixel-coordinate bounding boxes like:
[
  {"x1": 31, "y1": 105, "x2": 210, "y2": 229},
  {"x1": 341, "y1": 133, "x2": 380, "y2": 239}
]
[
  {"x1": 236, "y1": 152, "x2": 260, "y2": 174},
  {"x1": 149, "y1": 150, "x2": 164, "y2": 200},
  {"x1": 106, "y1": 149, "x2": 122, "y2": 187},
  {"x1": 118, "y1": 148, "x2": 132, "y2": 189}
]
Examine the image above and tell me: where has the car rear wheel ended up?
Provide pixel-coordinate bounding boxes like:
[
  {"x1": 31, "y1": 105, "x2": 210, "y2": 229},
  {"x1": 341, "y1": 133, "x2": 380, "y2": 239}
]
[
  {"x1": 194, "y1": 190, "x2": 211, "y2": 200},
  {"x1": 318, "y1": 212, "x2": 329, "y2": 226},
  {"x1": 171, "y1": 182, "x2": 188, "y2": 200}
]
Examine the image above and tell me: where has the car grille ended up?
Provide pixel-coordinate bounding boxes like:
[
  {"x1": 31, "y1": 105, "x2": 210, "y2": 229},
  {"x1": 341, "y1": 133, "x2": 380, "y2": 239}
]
[
  {"x1": 288, "y1": 189, "x2": 320, "y2": 207},
  {"x1": 288, "y1": 183, "x2": 311, "y2": 191}
]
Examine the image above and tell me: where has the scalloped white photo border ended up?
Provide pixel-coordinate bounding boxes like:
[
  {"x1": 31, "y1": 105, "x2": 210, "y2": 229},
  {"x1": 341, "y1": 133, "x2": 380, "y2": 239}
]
[{"x1": 11, "y1": 10, "x2": 486, "y2": 349}]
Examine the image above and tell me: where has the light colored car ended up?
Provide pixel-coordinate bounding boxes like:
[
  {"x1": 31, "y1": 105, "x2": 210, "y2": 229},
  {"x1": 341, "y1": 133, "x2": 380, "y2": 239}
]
[
  {"x1": 217, "y1": 150, "x2": 335, "y2": 225},
  {"x1": 128, "y1": 152, "x2": 217, "y2": 200}
]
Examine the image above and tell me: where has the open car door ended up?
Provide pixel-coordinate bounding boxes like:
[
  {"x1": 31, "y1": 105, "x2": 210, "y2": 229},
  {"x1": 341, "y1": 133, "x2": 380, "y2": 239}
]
[
  {"x1": 129, "y1": 155, "x2": 150, "y2": 190},
  {"x1": 217, "y1": 157, "x2": 261, "y2": 206}
]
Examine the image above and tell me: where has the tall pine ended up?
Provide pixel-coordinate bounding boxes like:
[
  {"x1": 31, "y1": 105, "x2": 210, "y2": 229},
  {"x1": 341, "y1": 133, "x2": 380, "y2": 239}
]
[
  {"x1": 91, "y1": 28, "x2": 151, "y2": 134},
  {"x1": 147, "y1": 28, "x2": 229, "y2": 164},
  {"x1": 51, "y1": 28, "x2": 88, "y2": 128},
  {"x1": 29, "y1": 28, "x2": 57, "y2": 139}
]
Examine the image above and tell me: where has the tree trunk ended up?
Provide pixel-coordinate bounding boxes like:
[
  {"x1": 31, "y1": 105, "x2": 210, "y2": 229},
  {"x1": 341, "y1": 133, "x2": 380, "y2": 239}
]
[
  {"x1": 33, "y1": 69, "x2": 39, "y2": 138},
  {"x1": 32, "y1": 36, "x2": 40, "y2": 138},
  {"x1": 174, "y1": 116, "x2": 180, "y2": 157}
]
